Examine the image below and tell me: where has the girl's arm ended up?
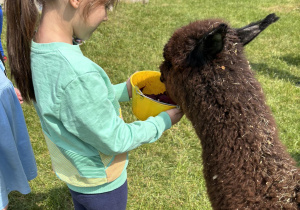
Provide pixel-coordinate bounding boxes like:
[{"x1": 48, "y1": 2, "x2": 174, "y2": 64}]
[
  {"x1": 60, "y1": 72, "x2": 171, "y2": 156},
  {"x1": 113, "y1": 76, "x2": 133, "y2": 102},
  {"x1": 113, "y1": 82, "x2": 130, "y2": 102}
]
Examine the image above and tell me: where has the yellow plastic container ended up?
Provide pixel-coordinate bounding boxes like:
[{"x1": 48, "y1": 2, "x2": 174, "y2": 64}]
[{"x1": 130, "y1": 71, "x2": 177, "y2": 121}]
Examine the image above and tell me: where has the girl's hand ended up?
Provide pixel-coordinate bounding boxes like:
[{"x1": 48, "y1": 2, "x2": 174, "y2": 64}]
[
  {"x1": 166, "y1": 108, "x2": 183, "y2": 125},
  {"x1": 126, "y1": 76, "x2": 133, "y2": 98},
  {"x1": 14, "y1": 88, "x2": 24, "y2": 104}
]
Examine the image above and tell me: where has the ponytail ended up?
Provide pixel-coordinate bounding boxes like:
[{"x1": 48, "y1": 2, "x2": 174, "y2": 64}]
[{"x1": 5, "y1": 0, "x2": 38, "y2": 102}]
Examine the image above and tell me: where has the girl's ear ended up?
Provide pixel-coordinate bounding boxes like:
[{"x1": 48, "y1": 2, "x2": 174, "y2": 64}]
[
  {"x1": 187, "y1": 24, "x2": 228, "y2": 67},
  {"x1": 69, "y1": 0, "x2": 81, "y2": 9}
]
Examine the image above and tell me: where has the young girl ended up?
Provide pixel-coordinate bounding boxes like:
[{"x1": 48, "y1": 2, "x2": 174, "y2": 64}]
[
  {"x1": 6, "y1": 0, "x2": 183, "y2": 209},
  {"x1": 0, "y1": 55, "x2": 37, "y2": 210}
]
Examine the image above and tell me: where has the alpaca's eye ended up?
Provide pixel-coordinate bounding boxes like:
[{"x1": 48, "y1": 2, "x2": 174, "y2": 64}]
[{"x1": 166, "y1": 60, "x2": 172, "y2": 69}]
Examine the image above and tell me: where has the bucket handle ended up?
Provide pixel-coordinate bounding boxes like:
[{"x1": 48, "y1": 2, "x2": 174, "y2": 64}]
[
  {"x1": 135, "y1": 87, "x2": 180, "y2": 109},
  {"x1": 136, "y1": 88, "x2": 144, "y2": 96},
  {"x1": 135, "y1": 87, "x2": 145, "y2": 99}
]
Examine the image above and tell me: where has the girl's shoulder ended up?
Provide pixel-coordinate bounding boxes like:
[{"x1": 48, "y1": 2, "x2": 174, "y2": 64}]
[
  {"x1": 31, "y1": 41, "x2": 108, "y2": 90},
  {"x1": 32, "y1": 41, "x2": 103, "y2": 76},
  {"x1": 61, "y1": 50, "x2": 103, "y2": 76}
]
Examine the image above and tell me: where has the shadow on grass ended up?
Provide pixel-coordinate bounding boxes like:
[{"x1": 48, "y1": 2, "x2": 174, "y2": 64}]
[
  {"x1": 281, "y1": 54, "x2": 300, "y2": 67},
  {"x1": 291, "y1": 152, "x2": 300, "y2": 167},
  {"x1": 251, "y1": 62, "x2": 300, "y2": 84},
  {"x1": 8, "y1": 186, "x2": 73, "y2": 210}
]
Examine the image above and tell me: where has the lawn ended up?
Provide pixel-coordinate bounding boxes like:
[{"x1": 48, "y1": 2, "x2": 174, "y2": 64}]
[{"x1": 3, "y1": 0, "x2": 300, "y2": 209}]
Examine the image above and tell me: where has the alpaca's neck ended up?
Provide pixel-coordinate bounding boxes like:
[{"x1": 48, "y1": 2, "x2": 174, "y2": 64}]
[{"x1": 182, "y1": 85, "x2": 296, "y2": 173}]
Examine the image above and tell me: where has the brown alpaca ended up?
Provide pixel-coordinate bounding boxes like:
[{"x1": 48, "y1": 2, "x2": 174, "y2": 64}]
[{"x1": 160, "y1": 14, "x2": 300, "y2": 209}]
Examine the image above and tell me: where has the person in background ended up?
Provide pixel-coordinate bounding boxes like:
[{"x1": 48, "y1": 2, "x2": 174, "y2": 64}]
[
  {"x1": 0, "y1": 54, "x2": 37, "y2": 210},
  {"x1": 0, "y1": 4, "x2": 6, "y2": 62},
  {"x1": 6, "y1": 0, "x2": 183, "y2": 209}
]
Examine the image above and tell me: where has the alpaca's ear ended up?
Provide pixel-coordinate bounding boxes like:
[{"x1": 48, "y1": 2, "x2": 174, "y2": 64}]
[
  {"x1": 235, "y1": 13, "x2": 279, "y2": 46},
  {"x1": 187, "y1": 24, "x2": 227, "y2": 67}
]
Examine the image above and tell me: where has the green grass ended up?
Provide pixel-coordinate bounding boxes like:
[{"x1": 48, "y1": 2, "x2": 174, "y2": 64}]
[{"x1": 3, "y1": 0, "x2": 300, "y2": 209}]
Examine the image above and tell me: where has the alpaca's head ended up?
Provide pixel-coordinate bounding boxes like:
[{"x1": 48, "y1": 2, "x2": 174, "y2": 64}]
[
  {"x1": 160, "y1": 14, "x2": 279, "y2": 106},
  {"x1": 159, "y1": 20, "x2": 240, "y2": 105}
]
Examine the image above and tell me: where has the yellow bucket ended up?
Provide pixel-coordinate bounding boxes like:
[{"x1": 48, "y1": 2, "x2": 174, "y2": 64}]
[{"x1": 130, "y1": 71, "x2": 177, "y2": 121}]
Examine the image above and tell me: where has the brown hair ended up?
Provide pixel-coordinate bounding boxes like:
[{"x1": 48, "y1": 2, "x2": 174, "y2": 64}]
[
  {"x1": 6, "y1": 0, "x2": 38, "y2": 102},
  {"x1": 5, "y1": 0, "x2": 118, "y2": 102}
]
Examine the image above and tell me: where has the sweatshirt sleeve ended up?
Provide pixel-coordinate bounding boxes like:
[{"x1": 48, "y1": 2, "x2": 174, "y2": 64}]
[
  {"x1": 60, "y1": 72, "x2": 171, "y2": 156},
  {"x1": 113, "y1": 82, "x2": 130, "y2": 102}
]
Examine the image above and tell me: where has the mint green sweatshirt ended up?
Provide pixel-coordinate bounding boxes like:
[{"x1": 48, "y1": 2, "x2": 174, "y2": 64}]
[{"x1": 31, "y1": 41, "x2": 171, "y2": 194}]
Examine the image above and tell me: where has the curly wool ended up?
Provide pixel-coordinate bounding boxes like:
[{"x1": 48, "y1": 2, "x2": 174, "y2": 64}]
[{"x1": 160, "y1": 19, "x2": 300, "y2": 209}]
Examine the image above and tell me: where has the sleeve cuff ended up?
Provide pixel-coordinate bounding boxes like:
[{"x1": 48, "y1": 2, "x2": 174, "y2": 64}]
[
  {"x1": 113, "y1": 82, "x2": 130, "y2": 102},
  {"x1": 155, "y1": 112, "x2": 172, "y2": 131}
]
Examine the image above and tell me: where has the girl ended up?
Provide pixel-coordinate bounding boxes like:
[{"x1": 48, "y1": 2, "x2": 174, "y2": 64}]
[
  {"x1": 0, "y1": 55, "x2": 37, "y2": 210},
  {"x1": 5, "y1": 0, "x2": 183, "y2": 209}
]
